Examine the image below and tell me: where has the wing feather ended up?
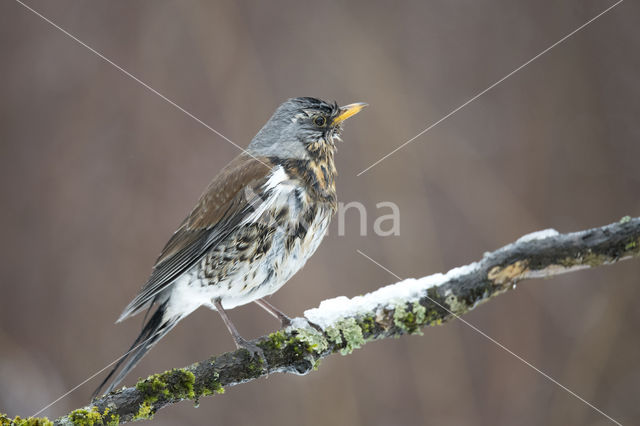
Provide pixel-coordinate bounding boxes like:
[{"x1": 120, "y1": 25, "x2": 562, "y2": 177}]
[{"x1": 118, "y1": 154, "x2": 273, "y2": 321}]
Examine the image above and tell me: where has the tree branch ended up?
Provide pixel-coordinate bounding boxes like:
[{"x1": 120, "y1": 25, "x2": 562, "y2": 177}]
[{"x1": 4, "y1": 217, "x2": 639, "y2": 425}]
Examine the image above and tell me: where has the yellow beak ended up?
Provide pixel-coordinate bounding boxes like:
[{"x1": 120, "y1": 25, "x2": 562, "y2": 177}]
[{"x1": 333, "y1": 102, "x2": 368, "y2": 125}]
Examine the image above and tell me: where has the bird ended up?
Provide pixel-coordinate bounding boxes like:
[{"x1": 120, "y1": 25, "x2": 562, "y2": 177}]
[{"x1": 92, "y1": 97, "x2": 367, "y2": 397}]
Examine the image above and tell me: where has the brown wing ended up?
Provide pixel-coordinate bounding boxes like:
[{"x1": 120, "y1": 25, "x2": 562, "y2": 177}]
[{"x1": 118, "y1": 154, "x2": 273, "y2": 320}]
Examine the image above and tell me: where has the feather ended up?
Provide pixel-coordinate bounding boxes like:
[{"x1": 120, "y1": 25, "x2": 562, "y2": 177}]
[{"x1": 118, "y1": 154, "x2": 274, "y2": 321}]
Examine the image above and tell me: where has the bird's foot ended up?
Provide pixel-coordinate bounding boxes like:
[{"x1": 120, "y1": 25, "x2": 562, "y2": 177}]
[
  {"x1": 280, "y1": 315, "x2": 293, "y2": 329},
  {"x1": 235, "y1": 337, "x2": 268, "y2": 371},
  {"x1": 307, "y1": 320, "x2": 324, "y2": 333},
  {"x1": 285, "y1": 317, "x2": 324, "y2": 333}
]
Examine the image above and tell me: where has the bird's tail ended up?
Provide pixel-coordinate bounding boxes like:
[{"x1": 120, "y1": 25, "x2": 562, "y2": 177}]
[{"x1": 92, "y1": 302, "x2": 180, "y2": 399}]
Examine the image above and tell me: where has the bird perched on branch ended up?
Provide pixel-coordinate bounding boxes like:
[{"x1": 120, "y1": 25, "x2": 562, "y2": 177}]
[{"x1": 93, "y1": 97, "x2": 367, "y2": 397}]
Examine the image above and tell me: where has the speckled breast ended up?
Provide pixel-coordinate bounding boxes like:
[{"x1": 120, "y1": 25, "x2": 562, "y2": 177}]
[{"x1": 196, "y1": 173, "x2": 335, "y2": 310}]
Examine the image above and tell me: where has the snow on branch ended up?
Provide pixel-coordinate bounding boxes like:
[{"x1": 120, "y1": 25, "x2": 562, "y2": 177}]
[{"x1": 5, "y1": 216, "x2": 640, "y2": 425}]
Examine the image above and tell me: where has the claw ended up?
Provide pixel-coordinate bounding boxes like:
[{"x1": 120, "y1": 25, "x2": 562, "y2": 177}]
[
  {"x1": 306, "y1": 319, "x2": 324, "y2": 333},
  {"x1": 280, "y1": 316, "x2": 293, "y2": 329},
  {"x1": 287, "y1": 317, "x2": 324, "y2": 333},
  {"x1": 236, "y1": 337, "x2": 268, "y2": 371}
]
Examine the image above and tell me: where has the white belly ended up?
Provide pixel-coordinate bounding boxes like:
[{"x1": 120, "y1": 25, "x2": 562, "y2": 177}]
[
  {"x1": 164, "y1": 178, "x2": 332, "y2": 317},
  {"x1": 218, "y1": 207, "x2": 332, "y2": 309}
]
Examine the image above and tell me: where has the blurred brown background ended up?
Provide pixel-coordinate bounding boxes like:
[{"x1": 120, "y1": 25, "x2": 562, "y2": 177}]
[{"x1": 1, "y1": 0, "x2": 639, "y2": 425}]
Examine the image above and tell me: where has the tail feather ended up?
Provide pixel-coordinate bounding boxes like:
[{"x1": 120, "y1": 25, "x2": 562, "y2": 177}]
[{"x1": 92, "y1": 302, "x2": 180, "y2": 399}]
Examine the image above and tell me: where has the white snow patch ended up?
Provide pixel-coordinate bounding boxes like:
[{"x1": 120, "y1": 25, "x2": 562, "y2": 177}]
[
  {"x1": 288, "y1": 317, "x2": 315, "y2": 331},
  {"x1": 304, "y1": 261, "x2": 480, "y2": 329},
  {"x1": 516, "y1": 228, "x2": 559, "y2": 243}
]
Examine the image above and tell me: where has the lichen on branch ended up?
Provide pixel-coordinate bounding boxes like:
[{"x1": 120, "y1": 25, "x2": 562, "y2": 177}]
[{"x1": 4, "y1": 217, "x2": 639, "y2": 425}]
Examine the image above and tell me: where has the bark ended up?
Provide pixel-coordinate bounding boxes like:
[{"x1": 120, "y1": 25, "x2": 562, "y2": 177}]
[{"x1": 3, "y1": 217, "x2": 639, "y2": 425}]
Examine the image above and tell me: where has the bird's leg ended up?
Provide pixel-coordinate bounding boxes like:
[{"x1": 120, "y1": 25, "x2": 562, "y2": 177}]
[
  {"x1": 213, "y1": 298, "x2": 267, "y2": 367},
  {"x1": 255, "y1": 298, "x2": 324, "y2": 333},
  {"x1": 254, "y1": 298, "x2": 292, "y2": 328}
]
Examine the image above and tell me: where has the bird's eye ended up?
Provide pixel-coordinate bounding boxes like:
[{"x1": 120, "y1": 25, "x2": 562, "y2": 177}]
[{"x1": 313, "y1": 115, "x2": 326, "y2": 127}]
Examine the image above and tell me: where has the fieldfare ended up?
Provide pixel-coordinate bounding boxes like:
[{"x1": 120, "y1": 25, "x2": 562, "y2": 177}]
[{"x1": 93, "y1": 97, "x2": 367, "y2": 397}]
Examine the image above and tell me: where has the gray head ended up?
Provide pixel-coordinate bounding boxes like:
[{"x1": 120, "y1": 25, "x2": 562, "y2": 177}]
[{"x1": 248, "y1": 97, "x2": 367, "y2": 160}]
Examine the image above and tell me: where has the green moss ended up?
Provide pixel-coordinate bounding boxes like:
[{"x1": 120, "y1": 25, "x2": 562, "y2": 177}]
[
  {"x1": 249, "y1": 325, "x2": 331, "y2": 375},
  {"x1": 262, "y1": 330, "x2": 287, "y2": 351},
  {"x1": 393, "y1": 304, "x2": 418, "y2": 335},
  {"x1": 624, "y1": 239, "x2": 638, "y2": 251},
  {"x1": 393, "y1": 301, "x2": 430, "y2": 334},
  {"x1": 104, "y1": 413, "x2": 119, "y2": 426},
  {"x1": 0, "y1": 414, "x2": 53, "y2": 426},
  {"x1": 196, "y1": 386, "x2": 223, "y2": 398},
  {"x1": 288, "y1": 338, "x2": 305, "y2": 355},
  {"x1": 619, "y1": 215, "x2": 631, "y2": 224},
  {"x1": 357, "y1": 315, "x2": 376, "y2": 337},
  {"x1": 326, "y1": 318, "x2": 365, "y2": 355},
  {"x1": 312, "y1": 358, "x2": 322, "y2": 370},
  {"x1": 193, "y1": 369, "x2": 225, "y2": 402},
  {"x1": 133, "y1": 401, "x2": 154, "y2": 421},
  {"x1": 246, "y1": 356, "x2": 266, "y2": 375},
  {"x1": 262, "y1": 331, "x2": 305, "y2": 357},
  {"x1": 135, "y1": 376, "x2": 167, "y2": 403},
  {"x1": 69, "y1": 407, "x2": 100, "y2": 425},
  {"x1": 192, "y1": 372, "x2": 225, "y2": 408},
  {"x1": 0, "y1": 408, "x2": 113, "y2": 426},
  {"x1": 424, "y1": 307, "x2": 442, "y2": 325},
  {"x1": 391, "y1": 301, "x2": 431, "y2": 335},
  {"x1": 135, "y1": 368, "x2": 196, "y2": 409},
  {"x1": 200, "y1": 382, "x2": 224, "y2": 396},
  {"x1": 67, "y1": 406, "x2": 118, "y2": 426}
]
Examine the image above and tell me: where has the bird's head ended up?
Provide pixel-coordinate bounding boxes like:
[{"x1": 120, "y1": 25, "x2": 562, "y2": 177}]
[{"x1": 248, "y1": 97, "x2": 367, "y2": 160}]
